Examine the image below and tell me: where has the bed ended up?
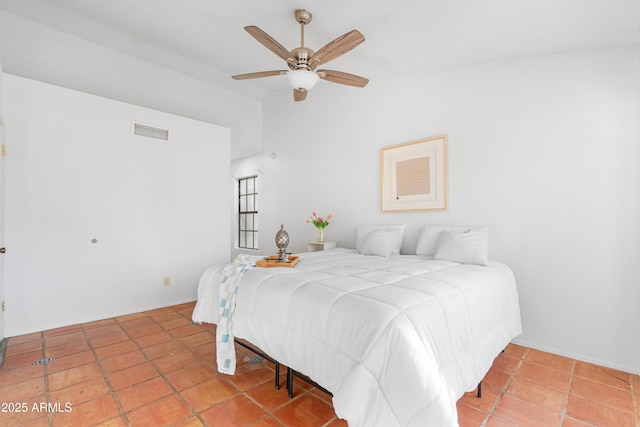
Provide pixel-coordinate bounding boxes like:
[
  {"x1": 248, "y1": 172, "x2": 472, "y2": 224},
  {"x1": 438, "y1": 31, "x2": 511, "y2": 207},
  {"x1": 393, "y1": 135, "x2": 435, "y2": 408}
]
[{"x1": 192, "y1": 224, "x2": 522, "y2": 427}]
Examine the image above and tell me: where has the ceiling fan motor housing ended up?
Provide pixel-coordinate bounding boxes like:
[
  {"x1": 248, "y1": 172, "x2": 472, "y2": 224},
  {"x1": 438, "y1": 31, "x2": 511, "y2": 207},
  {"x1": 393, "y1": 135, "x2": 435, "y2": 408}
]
[{"x1": 290, "y1": 47, "x2": 315, "y2": 70}]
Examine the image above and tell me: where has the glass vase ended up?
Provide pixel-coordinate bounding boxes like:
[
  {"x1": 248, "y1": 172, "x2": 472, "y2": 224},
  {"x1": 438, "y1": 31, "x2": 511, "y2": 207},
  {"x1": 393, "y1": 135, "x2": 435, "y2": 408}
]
[{"x1": 317, "y1": 227, "x2": 325, "y2": 243}]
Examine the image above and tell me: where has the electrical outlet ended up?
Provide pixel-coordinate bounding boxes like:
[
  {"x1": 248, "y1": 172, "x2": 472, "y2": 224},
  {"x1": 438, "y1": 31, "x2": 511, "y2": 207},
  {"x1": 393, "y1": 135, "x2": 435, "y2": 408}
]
[{"x1": 163, "y1": 277, "x2": 171, "y2": 287}]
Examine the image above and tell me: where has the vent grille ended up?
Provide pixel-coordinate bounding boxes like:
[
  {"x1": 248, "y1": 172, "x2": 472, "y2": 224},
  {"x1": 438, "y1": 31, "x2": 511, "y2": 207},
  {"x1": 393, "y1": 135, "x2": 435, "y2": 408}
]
[
  {"x1": 134, "y1": 123, "x2": 169, "y2": 141},
  {"x1": 33, "y1": 357, "x2": 55, "y2": 365}
]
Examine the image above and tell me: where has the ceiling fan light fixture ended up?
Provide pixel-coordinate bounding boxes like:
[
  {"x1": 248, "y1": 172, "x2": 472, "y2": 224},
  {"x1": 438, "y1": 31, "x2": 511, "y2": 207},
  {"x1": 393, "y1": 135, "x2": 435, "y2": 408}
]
[{"x1": 287, "y1": 69, "x2": 319, "y2": 90}]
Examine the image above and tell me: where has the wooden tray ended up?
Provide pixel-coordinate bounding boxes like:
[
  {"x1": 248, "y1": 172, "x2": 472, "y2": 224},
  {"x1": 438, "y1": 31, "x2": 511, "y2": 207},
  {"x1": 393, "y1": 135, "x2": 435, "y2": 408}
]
[{"x1": 256, "y1": 255, "x2": 299, "y2": 268}]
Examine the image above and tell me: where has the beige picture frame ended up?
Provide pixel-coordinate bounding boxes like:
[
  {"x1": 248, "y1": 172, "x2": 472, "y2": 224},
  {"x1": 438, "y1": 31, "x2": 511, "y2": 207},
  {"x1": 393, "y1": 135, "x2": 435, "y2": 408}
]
[{"x1": 381, "y1": 135, "x2": 448, "y2": 212}]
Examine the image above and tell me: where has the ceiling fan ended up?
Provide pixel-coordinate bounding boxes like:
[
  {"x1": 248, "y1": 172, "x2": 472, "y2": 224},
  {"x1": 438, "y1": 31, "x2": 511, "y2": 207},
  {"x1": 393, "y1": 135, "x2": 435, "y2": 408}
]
[{"x1": 232, "y1": 9, "x2": 369, "y2": 102}]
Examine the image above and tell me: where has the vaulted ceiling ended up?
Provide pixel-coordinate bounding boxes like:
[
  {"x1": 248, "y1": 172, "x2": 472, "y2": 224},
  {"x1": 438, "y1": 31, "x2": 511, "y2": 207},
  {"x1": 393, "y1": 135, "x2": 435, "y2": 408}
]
[{"x1": 1, "y1": 0, "x2": 638, "y2": 100}]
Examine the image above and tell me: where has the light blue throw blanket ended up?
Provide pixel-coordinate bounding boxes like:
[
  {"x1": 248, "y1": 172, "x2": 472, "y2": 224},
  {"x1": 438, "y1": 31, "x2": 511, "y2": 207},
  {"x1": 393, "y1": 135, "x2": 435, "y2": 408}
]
[{"x1": 216, "y1": 254, "x2": 258, "y2": 374}]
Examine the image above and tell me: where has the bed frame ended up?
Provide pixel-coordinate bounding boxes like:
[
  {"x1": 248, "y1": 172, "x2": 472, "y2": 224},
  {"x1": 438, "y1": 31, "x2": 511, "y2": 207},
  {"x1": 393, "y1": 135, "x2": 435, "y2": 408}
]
[
  {"x1": 234, "y1": 337, "x2": 332, "y2": 397},
  {"x1": 235, "y1": 337, "x2": 482, "y2": 399}
]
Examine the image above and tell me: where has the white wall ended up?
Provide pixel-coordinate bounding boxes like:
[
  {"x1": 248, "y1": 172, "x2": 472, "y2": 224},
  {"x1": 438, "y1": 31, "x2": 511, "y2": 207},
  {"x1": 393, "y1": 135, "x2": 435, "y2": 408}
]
[
  {"x1": 0, "y1": 10, "x2": 262, "y2": 159},
  {"x1": 4, "y1": 74, "x2": 231, "y2": 336},
  {"x1": 231, "y1": 47, "x2": 640, "y2": 374}
]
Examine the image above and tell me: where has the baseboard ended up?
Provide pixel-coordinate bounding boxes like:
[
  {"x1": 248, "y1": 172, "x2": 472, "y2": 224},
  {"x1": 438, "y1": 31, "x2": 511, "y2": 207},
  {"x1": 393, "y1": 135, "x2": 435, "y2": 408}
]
[
  {"x1": 5, "y1": 298, "x2": 197, "y2": 339},
  {"x1": 511, "y1": 338, "x2": 639, "y2": 376}
]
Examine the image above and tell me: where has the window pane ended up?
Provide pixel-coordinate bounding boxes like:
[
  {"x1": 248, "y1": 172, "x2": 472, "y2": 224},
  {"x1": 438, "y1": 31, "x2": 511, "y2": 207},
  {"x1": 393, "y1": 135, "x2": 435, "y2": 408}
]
[{"x1": 237, "y1": 176, "x2": 258, "y2": 249}]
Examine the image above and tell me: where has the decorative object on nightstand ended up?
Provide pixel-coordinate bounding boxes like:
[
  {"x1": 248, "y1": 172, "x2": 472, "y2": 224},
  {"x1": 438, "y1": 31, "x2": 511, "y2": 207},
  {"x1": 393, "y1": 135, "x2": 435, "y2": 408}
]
[
  {"x1": 306, "y1": 211, "x2": 334, "y2": 242},
  {"x1": 275, "y1": 224, "x2": 290, "y2": 262},
  {"x1": 256, "y1": 256, "x2": 300, "y2": 268},
  {"x1": 256, "y1": 225, "x2": 300, "y2": 267}
]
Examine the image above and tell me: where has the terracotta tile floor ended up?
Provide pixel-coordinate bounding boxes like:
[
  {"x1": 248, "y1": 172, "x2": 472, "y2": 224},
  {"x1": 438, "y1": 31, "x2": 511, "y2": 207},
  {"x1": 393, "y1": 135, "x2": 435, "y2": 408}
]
[{"x1": 0, "y1": 302, "x2": 638, "y2": 427}]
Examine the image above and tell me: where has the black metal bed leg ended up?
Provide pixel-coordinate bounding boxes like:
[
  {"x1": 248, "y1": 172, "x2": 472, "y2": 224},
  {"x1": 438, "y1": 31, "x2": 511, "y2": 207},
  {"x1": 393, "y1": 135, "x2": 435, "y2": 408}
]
[
  {"x1": 286, "y1": 367, "x2": 293, "y2": 398},
  {"x1": 477, "y1": 381, "x2": 482, "y2": 398},
  {"x1": 275, "y1": 361, "x2": 280, "y2": 389}
]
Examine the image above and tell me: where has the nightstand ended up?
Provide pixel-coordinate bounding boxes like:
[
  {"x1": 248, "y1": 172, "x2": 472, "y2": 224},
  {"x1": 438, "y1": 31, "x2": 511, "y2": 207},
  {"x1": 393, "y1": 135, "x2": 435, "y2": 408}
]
[{"x1": 307, "y1": 241, "x2": 337, "y2": 252}]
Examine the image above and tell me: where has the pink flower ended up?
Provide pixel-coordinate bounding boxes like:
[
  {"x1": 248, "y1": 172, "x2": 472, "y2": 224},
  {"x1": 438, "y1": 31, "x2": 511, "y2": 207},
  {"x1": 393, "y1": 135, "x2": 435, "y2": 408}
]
[{"x1": 306, "y1": 211, "x2": 334, "y2": 229}]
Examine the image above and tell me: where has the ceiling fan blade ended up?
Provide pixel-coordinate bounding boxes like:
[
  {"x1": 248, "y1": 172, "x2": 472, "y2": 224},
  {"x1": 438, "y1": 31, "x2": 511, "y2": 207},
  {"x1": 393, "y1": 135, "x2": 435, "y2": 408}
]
[
  {"x1": 317, "y1": 70, "x2": 369, "y2": 87},
  {"x1": 232, "y1": 70, "x2": 288, "y2": 80},
  {"x1": 309, "y1": 30, "x2": 365, "y2": 68},
  {"x1": 244, "y1": 26, "x2": 294, "y2": 64},
  {"x1": 294, "y1": 89, "x2": 308, "y2": 102}
]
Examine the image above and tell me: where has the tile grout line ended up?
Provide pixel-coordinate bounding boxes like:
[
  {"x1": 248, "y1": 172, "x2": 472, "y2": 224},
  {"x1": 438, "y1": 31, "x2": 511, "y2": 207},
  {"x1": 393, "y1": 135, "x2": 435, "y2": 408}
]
[
  {"x1": 168, "y1": 309, "x2": 237, "y2": 426},
  {"x1": 111, "y1": 309, "x2": 197, "y2": 425},
  {"x1": 41, "y1": 331, "x2": 54, "y2": 427},
  {"x1": 480, "y1": 347, "x2": 529, "y2": 427},
  {"x1": 121, "y1": 306, "x2": 245, "y2": 426},
  {"x1": 143, "y1": 308, "x2": 212, "y2": 426},
  {"x1": 557, "y1": 358, "x2": 577, "y2": 427},
  {"x1": 83, "y1": 317, "x2": 132, "y2": 426},
  {"x1": 114, "y1": 308, "x2": 222, "y2": 425},
  {"x1": 195, "y1": 319, "x2": 276, "y2": 416},
  {"x1": 118, "y1": 311, "x2": 192, "y2": 424},
  {"x1": 562, "y1": 360, "x2": 640, "y2": 426},
  {"x1": 184, "y1": 309, "x2": 293, "y2": 426},
  {"x1": 232, "y1": 337, "x2": 338, "y2": 425},
  {"x1": 187, "y1": 317, "x2": 327, "y2": 426},
  {"x1": 630, "y1": 373, "x2": 640, "y2": 427},
  {"x1": 26, "y1": 314, "x2": 640, "y2": 427},
  {"x1": 197, "y1": 331, "x2": 288, "y2": 424}
]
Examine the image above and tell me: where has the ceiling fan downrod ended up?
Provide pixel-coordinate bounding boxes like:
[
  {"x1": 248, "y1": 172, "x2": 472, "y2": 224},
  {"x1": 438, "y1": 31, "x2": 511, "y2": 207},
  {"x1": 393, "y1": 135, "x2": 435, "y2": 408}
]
[{"x1": 293, "y1": 9, "x2": 313, "y2": 70}]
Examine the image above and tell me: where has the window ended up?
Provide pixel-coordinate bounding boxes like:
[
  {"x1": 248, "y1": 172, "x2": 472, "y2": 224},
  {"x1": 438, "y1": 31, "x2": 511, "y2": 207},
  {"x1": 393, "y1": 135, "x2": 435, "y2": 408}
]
[{"x1": 238, "y1": 176, "x2": 258, "y2": 249}]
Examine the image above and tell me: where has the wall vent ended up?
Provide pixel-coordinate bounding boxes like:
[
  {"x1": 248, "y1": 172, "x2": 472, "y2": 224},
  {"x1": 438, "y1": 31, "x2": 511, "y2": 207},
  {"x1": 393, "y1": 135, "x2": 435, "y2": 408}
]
[{"x1": 134, "y1": 123, "x2": 169, "y2": 141}]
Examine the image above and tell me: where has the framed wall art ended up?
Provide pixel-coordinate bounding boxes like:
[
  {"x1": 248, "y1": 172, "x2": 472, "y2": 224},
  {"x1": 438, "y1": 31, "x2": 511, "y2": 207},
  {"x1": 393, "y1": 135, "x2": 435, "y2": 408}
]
[{"x1": 381, "y1": 135, "x2": 448, "y2": 212}]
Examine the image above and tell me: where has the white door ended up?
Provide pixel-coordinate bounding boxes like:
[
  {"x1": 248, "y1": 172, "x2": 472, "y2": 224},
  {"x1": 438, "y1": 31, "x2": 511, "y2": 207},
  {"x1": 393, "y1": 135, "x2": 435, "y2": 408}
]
[
  {"x1": 0, "y1": 60, "x2": 5, "y2": 341},
  {"x1": 0, "y1": 115, "x2": 4, "y2": 341}
]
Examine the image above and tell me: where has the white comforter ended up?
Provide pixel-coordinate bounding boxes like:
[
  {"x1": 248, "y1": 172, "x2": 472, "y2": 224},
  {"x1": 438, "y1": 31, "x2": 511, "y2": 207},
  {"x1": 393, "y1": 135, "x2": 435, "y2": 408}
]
[{"x1": 192, "y1": 249, "x2": 521, "y2": 427}]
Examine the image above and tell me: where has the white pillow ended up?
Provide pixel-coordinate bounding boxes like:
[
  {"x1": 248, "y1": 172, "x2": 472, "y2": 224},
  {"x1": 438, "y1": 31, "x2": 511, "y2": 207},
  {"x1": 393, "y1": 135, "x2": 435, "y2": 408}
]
[
  {"x1": 356, "y1": 223, "x2": 405, "y2": 255},
  {"x1": 415, "y1": 224, "x2": 469, "y2": 256},
  {"x1": 359, "y1": 229, "x2": 402, "y2": 258},
  {"x1": 434, "y1": 227, "x2": 488, "y2": 265}
]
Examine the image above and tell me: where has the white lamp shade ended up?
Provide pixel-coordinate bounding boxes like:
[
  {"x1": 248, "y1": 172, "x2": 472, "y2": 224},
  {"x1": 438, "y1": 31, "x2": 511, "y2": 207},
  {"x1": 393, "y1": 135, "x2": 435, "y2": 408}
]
[{"x1": 286, "y1": 69, "x2": 319, "y2": 90}]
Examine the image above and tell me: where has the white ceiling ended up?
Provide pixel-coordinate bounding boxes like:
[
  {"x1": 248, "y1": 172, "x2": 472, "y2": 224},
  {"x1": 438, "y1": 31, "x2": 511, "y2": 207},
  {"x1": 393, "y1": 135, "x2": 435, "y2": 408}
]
[{"x1": 1, "y1": 0, "x2": 639, "y2": 100}]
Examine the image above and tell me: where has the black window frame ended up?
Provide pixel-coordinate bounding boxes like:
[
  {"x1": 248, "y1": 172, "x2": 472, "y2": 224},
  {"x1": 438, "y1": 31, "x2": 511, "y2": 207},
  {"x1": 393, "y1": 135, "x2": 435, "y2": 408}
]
[{"x1": 237, "y1": 175, "x2": 258, "y2": 250}]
